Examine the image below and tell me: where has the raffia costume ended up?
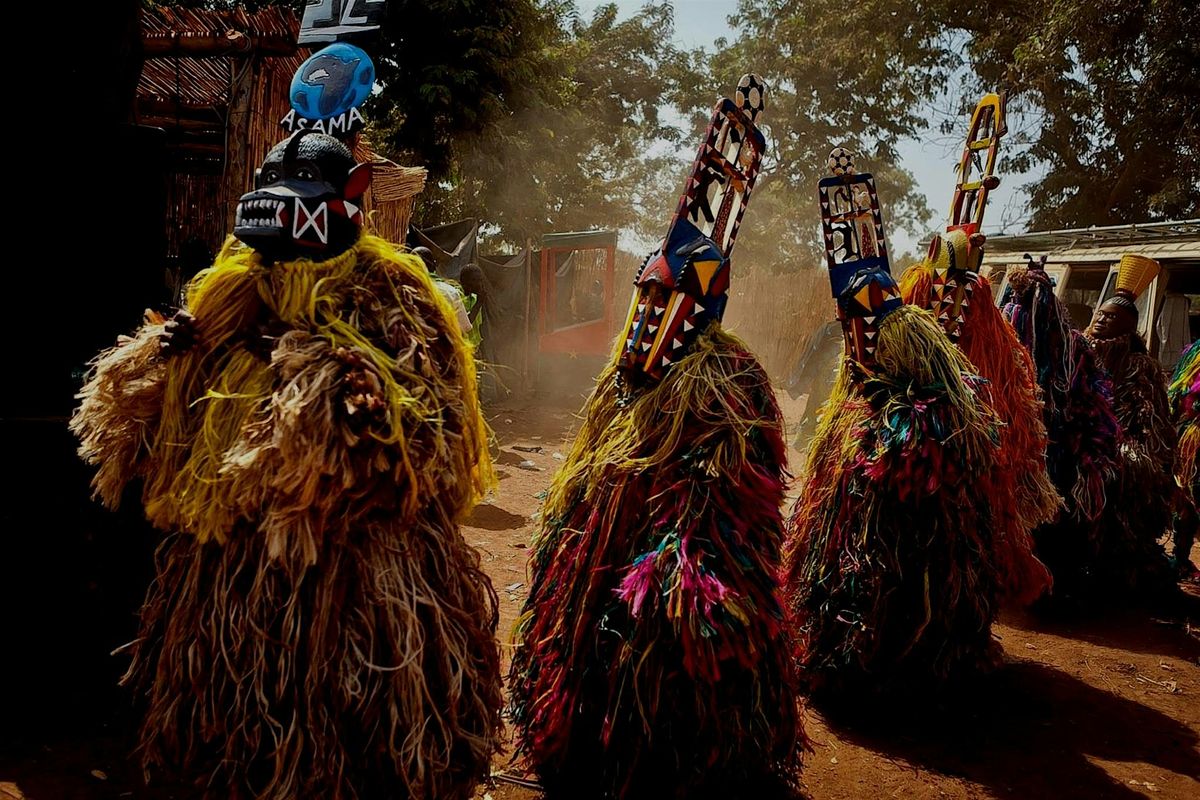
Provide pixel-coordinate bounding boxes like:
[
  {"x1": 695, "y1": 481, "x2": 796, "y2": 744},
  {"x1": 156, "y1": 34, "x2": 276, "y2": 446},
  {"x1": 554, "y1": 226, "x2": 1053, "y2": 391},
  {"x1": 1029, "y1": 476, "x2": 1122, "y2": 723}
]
[
  {"x1": 1085, "y1": 253, "x2": 1177, "y2": 597},
  {"x1": 1168, "y1": 341, "x2": 1199, "y2": 574},
  {"x1": 509, "y1": 76, "x2": 803, "y2": 799},
  {"x1": 785, "y1": 152, "x2": 1004, "y2": 691},
  {"x1": 72, "y1": 134, "x2": 502, "y2": 799},
  {"x1": 1000, "y1": 260, "x2": 1121, "y2": 597},
  {"x1": 898, "y1": 96, "x2": 1058, "y2": 604}
]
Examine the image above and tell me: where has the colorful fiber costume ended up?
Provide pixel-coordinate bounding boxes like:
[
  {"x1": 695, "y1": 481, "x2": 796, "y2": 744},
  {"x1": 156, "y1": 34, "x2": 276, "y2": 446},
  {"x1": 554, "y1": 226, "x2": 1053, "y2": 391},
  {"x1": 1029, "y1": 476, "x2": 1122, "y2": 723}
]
[
  {"x1": 1085, "y1": 253, "x2": 1177, "y2": 597},
  {"x1": 1168, "y1": 341, "x2": 1199, "y2": 576},
  {"x1": 899, "y1": 95, "x2": 1059, "y2": 605},
  {"x1": 71, "y1": 132, "x2": 502, "y2": 799},
  {"x1": 785, "y1": 149, "x2": 1004, "y2": 691},
  {"x1": 509, "y1": 75, "x2": 803, "y2": 800},
  {"x1": 999, "y1": 257, "x2": 1121, "y2": 597}
]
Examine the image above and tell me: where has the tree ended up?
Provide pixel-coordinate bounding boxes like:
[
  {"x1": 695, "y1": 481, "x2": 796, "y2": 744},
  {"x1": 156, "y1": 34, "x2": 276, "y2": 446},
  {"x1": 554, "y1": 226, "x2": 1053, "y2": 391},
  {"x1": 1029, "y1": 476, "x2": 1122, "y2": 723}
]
[
  {"x1": 367, "y1": 0, "x2": 556, "y2": 181},
  {"x1": 664, "y1": 0, "x2": 943, "y2": 272},
  {"x1": 379, "y1": 2, "x2": 697, "y2": 249},
  {"x1": 950, "y1": 0, "x2": 1200, "y2": 227},
  {"x1": 722, "y1": 0, "x2": 1200, "y2": 234}
]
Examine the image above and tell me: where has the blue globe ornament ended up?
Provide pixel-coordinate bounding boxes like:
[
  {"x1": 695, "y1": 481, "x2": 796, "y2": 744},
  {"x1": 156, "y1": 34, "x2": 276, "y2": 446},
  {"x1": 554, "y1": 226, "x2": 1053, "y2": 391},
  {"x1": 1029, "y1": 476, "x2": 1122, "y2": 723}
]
[{"x1": 290, "y1": 43, "x2": 375, "y2": 121}]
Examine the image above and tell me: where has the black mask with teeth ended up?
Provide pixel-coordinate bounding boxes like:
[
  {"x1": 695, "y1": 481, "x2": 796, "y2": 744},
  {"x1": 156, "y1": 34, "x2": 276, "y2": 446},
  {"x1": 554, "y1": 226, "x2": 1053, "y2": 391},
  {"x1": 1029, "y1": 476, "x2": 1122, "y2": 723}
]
[{"x1": 234, "y1": 130, "x2": 372, "y2": 262}]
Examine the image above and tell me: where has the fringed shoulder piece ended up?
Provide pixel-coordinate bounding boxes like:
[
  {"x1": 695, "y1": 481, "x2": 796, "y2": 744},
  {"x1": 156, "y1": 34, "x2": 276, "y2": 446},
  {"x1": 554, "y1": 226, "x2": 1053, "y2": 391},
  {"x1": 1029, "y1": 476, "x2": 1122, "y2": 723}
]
[
  {"x1": 543, "y1": 324, "x2": 783, "y2": 527},
  {"x1": 73, "y1": 235, "x2": 493, "y2": 553},
  {"x1": 71, "y1": 321, "x2": 169, "y2": 509}
]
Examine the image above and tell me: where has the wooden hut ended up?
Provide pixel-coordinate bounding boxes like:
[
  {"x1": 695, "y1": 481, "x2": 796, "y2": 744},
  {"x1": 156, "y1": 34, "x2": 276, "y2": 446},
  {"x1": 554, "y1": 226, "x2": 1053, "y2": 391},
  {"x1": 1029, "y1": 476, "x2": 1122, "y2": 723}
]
[{"x1": 137, "y1": 5, "x2": 425, "y2": 295}]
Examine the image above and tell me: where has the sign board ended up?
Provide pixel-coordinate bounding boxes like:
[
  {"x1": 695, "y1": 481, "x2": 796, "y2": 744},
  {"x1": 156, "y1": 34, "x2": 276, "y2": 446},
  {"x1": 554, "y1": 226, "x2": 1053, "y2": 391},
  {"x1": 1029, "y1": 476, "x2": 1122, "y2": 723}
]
[{"x1": 299, "y1": 0, "x2": 387, "y2": 46}]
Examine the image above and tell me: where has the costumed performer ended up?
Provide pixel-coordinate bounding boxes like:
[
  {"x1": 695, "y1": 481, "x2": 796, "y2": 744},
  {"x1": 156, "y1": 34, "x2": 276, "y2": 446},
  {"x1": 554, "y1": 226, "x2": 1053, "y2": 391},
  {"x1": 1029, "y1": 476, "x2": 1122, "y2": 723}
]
[
  {"x1": 1084, "y1": 253, "x2": 1177, "y2": 598},
  {"x1": 899, "y1": 94, "x2": 1058, "y2": 605},
  {"x1": 509, "y1": 74, "x2": 803, "y2": 800},
  {"x1": 999, "y1": 255, "x2": 1121, "y2": 601},
  {"x1": 785, "y1": 148, "x2": 1005, "y2": 692},
  {"x1": 71, "y1": 131, "x2": 502, "y2": 799}
]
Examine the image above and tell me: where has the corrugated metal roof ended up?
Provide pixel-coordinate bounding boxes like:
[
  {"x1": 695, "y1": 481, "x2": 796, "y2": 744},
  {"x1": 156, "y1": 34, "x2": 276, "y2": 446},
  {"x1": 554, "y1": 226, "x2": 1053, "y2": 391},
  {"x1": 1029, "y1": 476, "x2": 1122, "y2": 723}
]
[
  {"x1": 983, "y1": 240, "x2": 1200, "y2": 266},
  {"x1": 542, "y1": 230, "x2": 619, "y2": 249},
  {"x1": 985, "y1": 219, "x2": 1199, "y2": 252}
]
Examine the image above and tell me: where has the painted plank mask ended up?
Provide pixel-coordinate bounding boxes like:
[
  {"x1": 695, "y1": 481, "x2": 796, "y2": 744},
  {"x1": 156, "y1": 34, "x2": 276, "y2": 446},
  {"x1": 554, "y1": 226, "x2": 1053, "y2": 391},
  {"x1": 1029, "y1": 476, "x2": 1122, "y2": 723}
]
[
  {"x1": 618, "y1": 74, "x2": 767, "y2": 384},
  {"x1": 818, "y1": 148, "x2": 903, "y2": 369}
]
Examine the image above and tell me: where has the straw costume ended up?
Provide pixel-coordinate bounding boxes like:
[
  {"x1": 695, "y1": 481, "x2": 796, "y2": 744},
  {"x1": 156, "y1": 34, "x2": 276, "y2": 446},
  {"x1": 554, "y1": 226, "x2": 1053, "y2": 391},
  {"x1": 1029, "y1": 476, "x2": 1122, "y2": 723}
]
[
  {"x1": 1168, "y1": 340, "x2": 1199, "y2": 576},
  {"x1": 899, "y1": 95, "x2": 1058, "y2": 605},
  {"x1": 999, "y1": 257, "x2": 1122, "y2": 597},
  {"x1": 785, "y1": 150, "x2": 1004, "y2": 692},
  {"x1": 1085, "y1": 253, "x2": 1177, "y2": 596},
  {"x1": 509, "y1": 75, "x2": 803, "y2": 800},
  {"x1": 72, "y1": 132, "x2": 502, "y2": 799}
]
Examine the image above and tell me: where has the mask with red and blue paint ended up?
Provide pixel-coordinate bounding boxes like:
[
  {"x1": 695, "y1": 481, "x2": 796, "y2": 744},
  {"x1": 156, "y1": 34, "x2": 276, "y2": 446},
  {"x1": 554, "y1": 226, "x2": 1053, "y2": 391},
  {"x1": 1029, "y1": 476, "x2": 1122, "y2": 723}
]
[{"x1": 618, "y1": 218, "x2": 729, "y2": 383}]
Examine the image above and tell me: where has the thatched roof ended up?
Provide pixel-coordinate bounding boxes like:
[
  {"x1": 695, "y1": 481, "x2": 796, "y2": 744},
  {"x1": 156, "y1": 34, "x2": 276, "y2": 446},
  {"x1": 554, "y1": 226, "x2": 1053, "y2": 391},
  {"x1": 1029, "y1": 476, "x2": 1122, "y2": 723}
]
[
  {"x1": 354, "y1": 140, "x2": 428, "y2": 202},
  {"x1": 142, "y1": 6, "x2": 297, "y2": 57},
  {"x1": 138, "y1": 6, "x2": 302, "y2": 138},
  {"x1": 139, "y1": 5, "x2": 426, "y2": 256}
]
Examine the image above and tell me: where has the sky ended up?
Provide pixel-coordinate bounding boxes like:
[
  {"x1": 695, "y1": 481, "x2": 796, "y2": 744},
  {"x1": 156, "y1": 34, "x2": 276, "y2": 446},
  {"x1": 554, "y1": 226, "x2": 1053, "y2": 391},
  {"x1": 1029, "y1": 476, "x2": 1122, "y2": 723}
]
[{"x1": 576, "y1": 0, "x2": 1036, "y2": 256}]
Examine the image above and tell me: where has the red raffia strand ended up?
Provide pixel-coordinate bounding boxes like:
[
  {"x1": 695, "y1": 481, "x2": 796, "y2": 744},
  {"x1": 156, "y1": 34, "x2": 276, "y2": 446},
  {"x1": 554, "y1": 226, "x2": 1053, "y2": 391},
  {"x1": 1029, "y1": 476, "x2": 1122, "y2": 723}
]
[
  {"x1": 785, "y1": 304, "x2": 1004, "y2": 691},
  {"x1": 901, "y1": 263, "x2": 1060, "y2": 606},
  {"x1": 1000, "y1": 265, "x2": 1122, "y2": 594},
  {"x1": 509, "y1": 324, "x2": 804, "y2": 800}
]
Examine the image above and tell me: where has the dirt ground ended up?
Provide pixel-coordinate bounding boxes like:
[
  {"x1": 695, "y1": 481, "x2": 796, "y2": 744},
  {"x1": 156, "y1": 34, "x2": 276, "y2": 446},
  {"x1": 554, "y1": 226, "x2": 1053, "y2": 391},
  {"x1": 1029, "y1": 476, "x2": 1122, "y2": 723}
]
[
  {"x1": 469, "y1": 401, "x2": 1200, "y2": 800},
  {"x1": 4, "y1": 396, "x2": 1199, "y2": 800}
]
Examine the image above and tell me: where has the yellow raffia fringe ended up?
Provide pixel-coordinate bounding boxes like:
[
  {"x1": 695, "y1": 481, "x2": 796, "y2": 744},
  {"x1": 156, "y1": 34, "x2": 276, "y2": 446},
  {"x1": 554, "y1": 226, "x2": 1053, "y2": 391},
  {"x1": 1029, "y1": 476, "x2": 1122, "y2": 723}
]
[
  {"x1": 792, "y1": 303, "x2": 998, "y2": 522},
  {"x1": 77, "y1": 234, "x2": 493, "y2": 545},
  {"x1": 537, "y1": 324, "x2": 778, "y2": 547},
  {"x1": 1178, "y1": 425, "x2": 1199, "y2": 497}
]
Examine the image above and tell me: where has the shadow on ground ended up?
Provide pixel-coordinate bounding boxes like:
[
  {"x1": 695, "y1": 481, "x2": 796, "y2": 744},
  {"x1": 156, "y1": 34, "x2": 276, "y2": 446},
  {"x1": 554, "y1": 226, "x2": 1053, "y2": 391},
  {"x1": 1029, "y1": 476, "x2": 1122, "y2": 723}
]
[
  {"x1": 818, "y1": 658, "x2": 1200, "y2": 799},
  {"x1": 467, "y1": 503, "x2": 530, "y2": 531}
]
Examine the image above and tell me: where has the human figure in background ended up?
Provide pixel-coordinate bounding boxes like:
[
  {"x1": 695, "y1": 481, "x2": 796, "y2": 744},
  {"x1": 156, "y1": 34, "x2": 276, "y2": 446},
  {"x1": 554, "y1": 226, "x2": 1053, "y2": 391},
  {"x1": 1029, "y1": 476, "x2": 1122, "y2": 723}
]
[
  {"x1": 1000, "y1": 255, "x2": 1121, "y2": 605},
  {"x1": 72, "y1": 133, "x2": 501, "y2": 798},
  {"x1": 783, "y1": 319, "x2": 842, "y2": 454},
  {"x1": 413, "y1": 245, "x2": 474, "y2": 338},
  {"x1": 1085, "y1": 254, "x2": 1178, "y2": 599},
  {"x1": 458, "y1": 263, "x2": 488, "y2": 350}
]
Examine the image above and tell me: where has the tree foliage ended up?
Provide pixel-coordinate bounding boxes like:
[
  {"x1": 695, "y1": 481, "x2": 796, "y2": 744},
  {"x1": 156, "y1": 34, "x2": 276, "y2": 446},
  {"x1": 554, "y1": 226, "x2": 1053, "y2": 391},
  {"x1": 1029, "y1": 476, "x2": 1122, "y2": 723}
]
[
  {"x1": 721, "y1": 0, "x2": 1198, "y2": 234},
  {"x1": 157, "y1": 0, "x2": 1197, "y2": 256},
  {"x1": 372, "y1": 2, "x2": 695, "y2": 248},
  {"x1": 367, "y1": 0, "x2": 555, "y2": 181},
  {"x1": 954, "y1": 0, "x2": 1200, "y2": 226}
]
